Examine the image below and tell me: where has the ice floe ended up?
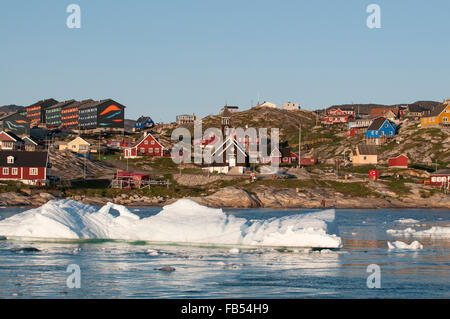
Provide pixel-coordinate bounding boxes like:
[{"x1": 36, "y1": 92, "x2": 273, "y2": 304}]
[
  {"x1": 387, "y1": 226, "x2": 450, "y2": 238},
  {"x1": 387, "y1": 241, "x2": 423, "y2": 251},
  {"x1": 0, "y1": 199, "x2": 342, "y2": 248}
]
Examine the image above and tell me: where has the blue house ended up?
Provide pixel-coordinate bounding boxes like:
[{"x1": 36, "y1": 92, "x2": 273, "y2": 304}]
[
  {"x1": 134, "y1": 116, "x2": 155, "y2": 131},
  {"x1": 365, "y1": 117, "x2": 397, "y2": 140}
]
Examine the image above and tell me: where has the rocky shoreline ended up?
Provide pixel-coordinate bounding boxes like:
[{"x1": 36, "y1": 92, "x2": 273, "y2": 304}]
[{"x1": 0, "y1": 185, "x2": 449, "y2": 209}]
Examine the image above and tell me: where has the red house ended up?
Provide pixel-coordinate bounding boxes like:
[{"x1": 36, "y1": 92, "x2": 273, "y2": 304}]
[
  {"x1": 0, "y1": 151, "x2": 49, "y2": 185},
  {"x1": 124, "y1": 132, "x2": 167, "y2": 159},
  {"x1": 388, "y1": 154, "x2": 408, "y2": 168},
  {"x1": 322, "y1": 115, "x2": 352, "y2": 125},
  {"x1": 429, "y1": 169, "x2": 450, "y2": 187},
  {"x1": 300, "y1": 158, "x2": 318, "y2": 166}
]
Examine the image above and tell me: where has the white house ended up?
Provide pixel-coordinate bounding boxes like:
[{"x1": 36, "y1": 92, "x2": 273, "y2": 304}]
[
  {"x1": 281, "y1": 102, "x2": 300, "y2": 111},
  {"x1": 254, "y1": 101, "x2": 277, "y2": 109}
]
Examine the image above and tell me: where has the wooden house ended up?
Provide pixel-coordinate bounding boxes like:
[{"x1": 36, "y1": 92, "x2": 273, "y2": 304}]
[
  {"x1": 365, "y1": 117, "x2": 397, "y2": 145},
  {"x1": 352, "y1": 145, "x2": 378, "y2": 165},
  {"x1": 124, "y1": 132, "x2": 167, "y2": 159},
  {"x1": 420, "y1": 100, "x2": 450, "y2": 127},
  {"x1": 0, "y1": 131, "x2": 23, "y2": 150},
  {"x1": 388, "y1": 154, "x2": 408, "y2": 168},
  {"x1": 429, "y1": 169, "x2": 450, "y2": 187},
  {"x1": 0, "y1": 150, "x2": 49, "y2": 186}
]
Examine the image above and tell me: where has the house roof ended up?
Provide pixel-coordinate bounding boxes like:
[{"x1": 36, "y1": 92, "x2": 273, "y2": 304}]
[
  {"x1": 22, "y1": 136, "x2": 38, "y2": 146},
  {"x1": 408, "y1": 104, "x2": 426, "y2": 113},
  {"x1": 132, "y1": 132, "x2": 164, "y2": 149},
  {"x1": 69, "y1": 136, "x2": 90, "y2": 146},
  {"x1": 367, "y1": 117, "x2": 388, "y2": 131},
  {"x1": 62, "y1": 99, "x2": 95, "y2": 110},
  {"x1": 46, "y1": 100, "x2": 76, "y2": 110},
  {"x1": 0, "y1": 151, "x2": 48, "y2": 167},
  {"x1": 370, "y1": 107, "x2": 399, "y2": 118},
  {"x1": 0, "y1": 131, "x2": 23, "y2": 142},
  {"x1": 389, "y1": 154, "x2": 408, "y2": 160},
  {"x1": 211, "y1": 135, "x2": 248, "y2": 158},
  {"x1": 27, "y1": 98, "x2": 58, "y2": 109},
  {"x1": 357, "y1": 145, "x2": 378, "y2": 155},
  {"x1": 280, "y1": 147, "x2": 292, "y2": 158},
  {"x1": 432, "y1": 169, "x2": 450, "y2": 175},
  {"x1": 425, "y1": 104, "x2": 448, "y2": 117}
]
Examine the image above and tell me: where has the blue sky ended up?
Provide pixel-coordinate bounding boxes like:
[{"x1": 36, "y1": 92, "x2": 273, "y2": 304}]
[{"x1": 1, "y1": 0, "x2": 450, "y2": 122}]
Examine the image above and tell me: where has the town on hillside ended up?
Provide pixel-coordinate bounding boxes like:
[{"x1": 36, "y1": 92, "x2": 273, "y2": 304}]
[{"x1": 0, "y1": 98, "x2": 449, "y2": 208}]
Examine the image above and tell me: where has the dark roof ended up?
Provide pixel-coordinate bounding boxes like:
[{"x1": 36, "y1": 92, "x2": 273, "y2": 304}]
[
  {"x1": 432, "y1": 169, "x2": 450, "y2": 175},
  {"x1": 221, "y1": 107, "x2": 232, "y2": 117},
  {"x1": 407, "y1": 104, "x2": 426, "y2": 113},
  {"x1": 27, "y1": 98, "x2": 58, "y2": 109},
  {"x1": 357, "y1": 145, "x2": 377, "y2": 155},
  {"x1": 62, "y1": 99, "x2": 95, "y2": 110},
  {"x1": 367, "y1": 117, "x2": 388, "y2": 131},
  {"x1": 136, "y1": 116, "x2": 153, "y2": 123},
  {"x1": 46, "y1": 100, "x2": 76, "y2": 110},
  {"x1": 0, "y1": 151, "x2": 48, "y2": 167},
  {"x1": 426, "y1": 104, "x2": 447, "y2": 117},
  {"x1": 280, "y1": 147, "x2": 292, "y2": 158}
]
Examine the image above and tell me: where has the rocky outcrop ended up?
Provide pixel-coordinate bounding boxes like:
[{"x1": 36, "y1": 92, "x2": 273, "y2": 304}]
[
  {"x1": 190, "y1": 187, "x2": 261, "y2": 208},
  {"x1": 173, "y1": 174, "x2": 241, "y2": 187}
]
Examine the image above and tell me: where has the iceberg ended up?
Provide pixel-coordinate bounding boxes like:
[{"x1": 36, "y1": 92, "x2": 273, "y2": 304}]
[
  {"x1": 387, "y1": 241, "x2": 423, "y2": 251},
  {"x1": 387, "y1": 226, "x2": 450, "y2": 238},
  {"x1": 0, "y1": 199, "x2": 342, "y2": 248}
]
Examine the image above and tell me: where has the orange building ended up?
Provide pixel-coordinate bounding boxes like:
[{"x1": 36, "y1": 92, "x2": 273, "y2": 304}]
[{"x1": 420, "y1": 100, "x2": 450, "y2": 126}]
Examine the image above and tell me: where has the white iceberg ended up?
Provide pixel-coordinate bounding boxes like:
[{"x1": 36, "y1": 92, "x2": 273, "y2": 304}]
[
  {"x1": 387, "y1": 241, "x2": 423, "y2": 251},
  {"x1": 387, "y1": 226, "x2": 450, "y2": 238},
  {"x1": 0, "y1": 199, "x2": 342, "y2": 248}
]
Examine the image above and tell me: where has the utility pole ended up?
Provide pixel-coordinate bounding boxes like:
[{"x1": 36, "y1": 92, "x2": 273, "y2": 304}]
[{"x1": 299, "y1": 124, "x2": 301, "y2": 168}]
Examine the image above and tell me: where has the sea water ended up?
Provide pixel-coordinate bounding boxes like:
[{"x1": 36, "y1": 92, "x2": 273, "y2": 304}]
[{"x1": 0, "y1": 206, "x2": 449, "y2": 298}]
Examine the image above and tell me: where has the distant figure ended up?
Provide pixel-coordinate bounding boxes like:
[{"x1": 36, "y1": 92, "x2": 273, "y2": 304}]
[{"x1": 321, "y1": 199, "x2": 326, "y2": 208}]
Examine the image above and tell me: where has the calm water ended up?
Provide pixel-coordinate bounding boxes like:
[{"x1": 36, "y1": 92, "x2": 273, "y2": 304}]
[{"x1": 0, "y1": 207, "x2": 449, "y2": 299}]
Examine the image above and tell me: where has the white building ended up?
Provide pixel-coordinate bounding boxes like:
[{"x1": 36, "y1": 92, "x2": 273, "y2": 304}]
[
  {"x1": 254, "y1": 101, "x2": 277, "y2": 109},
  {"x1": 281, "y1": 102, "x2": 300, "y2": 111}
]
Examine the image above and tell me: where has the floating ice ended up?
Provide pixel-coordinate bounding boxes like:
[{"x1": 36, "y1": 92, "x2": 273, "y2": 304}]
[
  {"x1": 387, "y1": 241, "x2": 423, "y2": 251},
  {"x1": 0, "y1": 199, "x2": 342, "y2": 248},
  {"x1": 387, "y1": 226, "x2": 450, "y2": 238},
  {"x1": 395, "y1": 218, "x2": 420, "y2": 224}
]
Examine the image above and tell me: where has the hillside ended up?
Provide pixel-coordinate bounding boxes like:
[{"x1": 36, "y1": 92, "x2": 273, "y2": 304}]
[{"x1": 0, "y1": 104, "x2": 24, "y2": 117}]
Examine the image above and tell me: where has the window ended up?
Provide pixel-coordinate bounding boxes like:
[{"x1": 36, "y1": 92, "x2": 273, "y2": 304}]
[
  {"x1": 3, "y1": 168, "x2": 9, "y2": 175},
  {"x1": 30, "y1": 168, "x2": 38, "y2": 176},
  {"x1": 155, "y1": 148, "x2": 159, "y2": 153},
  {"x1": 12, "y1": 168, "x2": 18, "y2": 175},
  {"x1": 149, "y1": 148, "x2": 153, "y2": 153},
  {"x1": 144, "y1": 140, "x2": 148, "y2": 145},
  {"x1": 151, "y1": 140, "x2": 155, "y2": 145},
  {"x1": 7, "y1": 156, "x2": 14, "y2": 164}
]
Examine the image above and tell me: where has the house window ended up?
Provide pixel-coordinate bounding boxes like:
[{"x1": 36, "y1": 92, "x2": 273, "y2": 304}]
[
  {"x1": 144, "y1": 140, "x2": 148, "y2": 145},
  {"x1": 151, "y1": 140, "x2": 155, "y2": 145},
  {"x1": 363, "y1": 156, "x2": 367, "y2": 160},
  {"x1": 140, "y1": 148, "x2": 145, "y2": 153},
  {"x1": 3, "y1": 168, "x2": 9, "y2": 175},
  {"x1": 30, "y1": 168, "x2": 38, "y2": 175},
  {"x1": 149, "y1": 148, "x2": 153, "y2": 153},
  {"x1": 12, "y1": 168, "x2": 18, "y2": 175},
  {"x1": 7, "y1": 156, "x2": 14, "y2": 164},
  {"x1": 155, "y1": 148, "x2": 159, "y2": 153}
]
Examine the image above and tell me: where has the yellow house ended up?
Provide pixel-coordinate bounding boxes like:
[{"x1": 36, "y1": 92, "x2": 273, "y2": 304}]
[
  {"x1": 352, "y1": 145, "x2": 378, "y2": 165},
  {"x1": 421, "y1": 100, "x2": 450, "y2": 126},
  {"x1": 59, "y1": 137, "x2": 91, "y2": 154}
]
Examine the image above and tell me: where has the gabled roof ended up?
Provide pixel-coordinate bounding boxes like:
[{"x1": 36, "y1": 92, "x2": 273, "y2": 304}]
[
  {"x1": 221, "y1": 107, "x2": 232, "y2": 117},
  {"x1": 407, "y1": 104, "x2": 426, "y2": 113},
  {"x1": 0, "y1": 151, "x2": 48, "y2": 167},
  {"x1": 389, "y1": 154, "x2": 408, "y2": 159},
  {"x1": 22, "y1": 136, "x2": 38, "y2": 146},
  {"x1": 68, "y1": 136, "x2": 91, "y2": 146},
  {"x1": 0, "y1": 131, "x2": 23, "y2": 142},
  {"x1": 46, "y1": 100, "x2": 76, "y2": 110},
  {"x1": 62, "y1": 99, "x2": 95, "y2": 110},
  {"x1": 425, "y1": 103, "x2": 449, "y2": 117},
  {"x1": 132, "y1": 132, "x2": 164, "y2": 149},
  {"x1": 356, "y1": 145, "x2": 377, "y2": 155},
  {"x1": 367, "y1": 117, "x2": 390, "y2": 131},
  {"x1": 27, "y1": 98, "x2": 59, "y2": 109}
]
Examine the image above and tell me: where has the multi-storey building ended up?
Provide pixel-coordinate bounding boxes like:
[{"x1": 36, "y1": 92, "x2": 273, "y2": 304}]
[
  {"x1": 45, "y1": 100, "x2": 76, "y2": 128},
  {"x1": 61, "y1": 99, "x2": 94, "y2": 130},
  {"x1": 26, "y1": 98, "x2": 59, "y2": 126},
  {"x1": 79, "y1": 99, "x2": 126, "y2": 134}
]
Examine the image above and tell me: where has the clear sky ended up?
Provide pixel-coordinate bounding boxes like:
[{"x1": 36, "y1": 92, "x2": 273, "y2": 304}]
[{"x1": 1, "y1": 0, "x2": 450, "y2": 122}]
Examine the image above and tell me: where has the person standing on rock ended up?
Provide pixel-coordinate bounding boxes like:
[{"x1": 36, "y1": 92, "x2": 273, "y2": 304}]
[{"x1": 321, "y1": 199, "x2": 326, "y2": 208}]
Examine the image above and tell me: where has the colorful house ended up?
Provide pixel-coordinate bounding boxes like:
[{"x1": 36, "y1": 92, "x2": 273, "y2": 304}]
[
  {"x1": 0, "y1": 131, "x2": 23, "y2": 150},
  {"x1": 124, "y1": 132, "x2": 166, "y2": 159},
  {"x1": 388, "y1": 154, "x2": 408, "y2": 168},
  {"x1": 59, "y1": 137, "x2": 91, "y2": 154},
  {"x1": 351, "y1": 145, "x2": 378, "y2": 165},
  {"x1": 0, "y1": 150, "x2": 49, "y2": 186},
  {"x1": 365, "y1": 117, "x2": 397, "y2": 144},
  {"x1": 134, "y1": 116, "x2": 155, "y2": 131},
  {"x1": 429, "y1": 169, "x2": 450, "y2": 187},
  {"x1": 420, "y1": 100, "x2": 450, "y2": 127}
]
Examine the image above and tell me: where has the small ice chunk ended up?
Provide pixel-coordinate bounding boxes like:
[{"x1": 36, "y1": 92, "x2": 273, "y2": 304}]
[
  {"x1": 147, "y1": 249, "x2": 159, "y2": 256},
  {"x1": 387, "y1": 228, "x2": 416, "y2": 237},
  {"x1": 395, "y1": 218, "x2": 420, "y2": 224},
  {"x1": 387, "y1": 241, "x2": 423, "y2": 251},
  {"x1": 228, "y1": 248, "x2": 240, "y2": 254}
]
